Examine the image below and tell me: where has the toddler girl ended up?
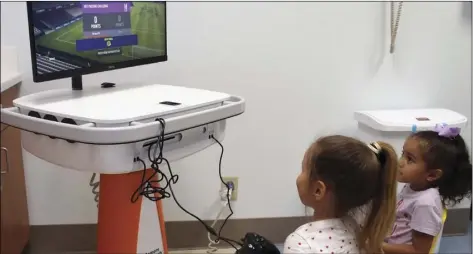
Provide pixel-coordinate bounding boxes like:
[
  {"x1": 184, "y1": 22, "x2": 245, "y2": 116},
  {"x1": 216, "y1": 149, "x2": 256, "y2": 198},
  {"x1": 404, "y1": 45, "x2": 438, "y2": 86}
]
[
  {"x1": 284, "y1": 135, "x2": 399, "y2": 253},
  {"x1": 383, "y1": 124, "x2": 472, "y2": 254}
]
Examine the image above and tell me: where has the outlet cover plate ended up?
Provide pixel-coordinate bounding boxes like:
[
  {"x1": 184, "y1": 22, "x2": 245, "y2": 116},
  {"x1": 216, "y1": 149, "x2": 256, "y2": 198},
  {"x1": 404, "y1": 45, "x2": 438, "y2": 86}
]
[{"x1": 221, "y1": 177, "x2": 238, "y2": 201}]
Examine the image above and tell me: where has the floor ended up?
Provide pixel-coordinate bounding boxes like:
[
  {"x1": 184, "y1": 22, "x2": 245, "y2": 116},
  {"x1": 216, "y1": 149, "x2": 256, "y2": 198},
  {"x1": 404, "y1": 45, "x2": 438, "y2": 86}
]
[
  {"x1": 173, "y1": 225, "x2": 472, "y2": 254},
  {"x1": 28, "y1": 225, "x2": 472, "y2": 254},
  {"x1": 437, "y1": 224, "x2": 472, "y2": 253}
]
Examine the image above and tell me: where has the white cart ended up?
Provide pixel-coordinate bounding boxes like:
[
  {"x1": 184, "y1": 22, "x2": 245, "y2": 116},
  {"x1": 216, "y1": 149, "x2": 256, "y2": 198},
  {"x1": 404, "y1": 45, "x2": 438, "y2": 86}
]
[{"x1": 1, "y1": 83, "x2": 245, "y2": 254}]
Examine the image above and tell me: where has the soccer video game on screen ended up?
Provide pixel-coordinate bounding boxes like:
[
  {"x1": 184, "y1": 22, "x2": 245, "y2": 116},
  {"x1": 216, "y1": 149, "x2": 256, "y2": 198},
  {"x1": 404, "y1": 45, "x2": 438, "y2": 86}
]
[{"x1": 31, "y1": 2, "x2": 166, "y2": 75}]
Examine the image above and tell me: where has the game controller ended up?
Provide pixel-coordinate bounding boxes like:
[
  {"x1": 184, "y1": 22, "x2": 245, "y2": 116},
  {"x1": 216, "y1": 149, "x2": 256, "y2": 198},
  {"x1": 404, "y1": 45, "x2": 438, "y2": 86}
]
[{"x1": 235, "y1": 233, "x2": 280, "y2": 254}]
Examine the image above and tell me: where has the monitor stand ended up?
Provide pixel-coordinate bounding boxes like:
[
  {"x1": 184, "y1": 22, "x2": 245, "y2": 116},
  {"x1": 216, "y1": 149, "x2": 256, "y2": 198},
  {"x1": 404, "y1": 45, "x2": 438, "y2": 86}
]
[
  {"x1": 71, "y1": 75, "x2": 83, "y2": 90},
  {"x1": 71, "y1": 75, "x2": 116, "y2": 90}
]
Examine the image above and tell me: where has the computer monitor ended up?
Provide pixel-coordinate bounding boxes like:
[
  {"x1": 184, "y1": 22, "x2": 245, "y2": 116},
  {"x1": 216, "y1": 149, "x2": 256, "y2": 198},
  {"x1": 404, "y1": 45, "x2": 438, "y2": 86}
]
[{"x1": 26, "y1": 1, "x2": 167, "y2": 90}]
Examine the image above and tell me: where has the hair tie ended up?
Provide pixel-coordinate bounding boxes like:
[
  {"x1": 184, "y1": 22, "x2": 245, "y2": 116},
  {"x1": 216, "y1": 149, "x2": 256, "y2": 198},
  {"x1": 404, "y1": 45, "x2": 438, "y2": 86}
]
[
  {"x1": 368, "y1": 142, "x2": 386, "y2": 166},
  {"x1": 433, "y1": 123, "x2": 461, "y2": 138},
  {"x1": 368, "y1": 142, "x2": 381, "y2": 154}
]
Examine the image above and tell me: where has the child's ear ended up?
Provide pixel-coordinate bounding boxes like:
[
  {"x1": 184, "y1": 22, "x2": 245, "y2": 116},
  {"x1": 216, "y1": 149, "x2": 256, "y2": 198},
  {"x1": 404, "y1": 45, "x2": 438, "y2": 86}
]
[
  {"x1": 427, "y1": 169, "x2": 443, "y2": 182},
  {"x1": 312, "y1": 180, "x2": 327, "y2": 201}
]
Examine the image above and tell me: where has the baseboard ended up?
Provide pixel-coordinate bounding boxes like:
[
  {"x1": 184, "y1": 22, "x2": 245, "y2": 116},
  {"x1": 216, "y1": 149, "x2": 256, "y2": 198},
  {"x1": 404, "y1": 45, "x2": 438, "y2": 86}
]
[
  {"x1": 25, "y1": 208, "x2": 470, "y2": 253},
  {"x1": 442, "y1": 207, "x2": 471, "y2": 235}
]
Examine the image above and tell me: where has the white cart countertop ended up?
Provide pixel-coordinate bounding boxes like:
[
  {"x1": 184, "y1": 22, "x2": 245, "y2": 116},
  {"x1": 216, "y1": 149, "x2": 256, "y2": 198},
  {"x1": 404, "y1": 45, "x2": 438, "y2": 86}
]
[
  {"x1": 354, "y1": 108, "x2": 468, "y2": 132},
  {"x1": 1, "y1": 46, "x2": 22, "y2": 93}
]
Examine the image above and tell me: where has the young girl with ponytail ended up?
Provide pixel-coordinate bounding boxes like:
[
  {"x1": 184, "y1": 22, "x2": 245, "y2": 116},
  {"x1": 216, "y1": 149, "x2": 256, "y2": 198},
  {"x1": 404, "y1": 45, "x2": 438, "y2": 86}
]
[{"x1": 284, "y1": 135, "x2": 399, "y2": 253}]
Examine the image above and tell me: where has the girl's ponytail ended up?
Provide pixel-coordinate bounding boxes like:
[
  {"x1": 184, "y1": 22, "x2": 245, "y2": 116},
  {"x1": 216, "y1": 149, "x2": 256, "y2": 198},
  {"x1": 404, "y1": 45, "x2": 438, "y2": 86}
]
[
  {"x1": 360, "y1": 141, "x2": 398, "y2": 253},
  {"x1": 438, "y1": 136, "x2": 472, "y2": 206}
]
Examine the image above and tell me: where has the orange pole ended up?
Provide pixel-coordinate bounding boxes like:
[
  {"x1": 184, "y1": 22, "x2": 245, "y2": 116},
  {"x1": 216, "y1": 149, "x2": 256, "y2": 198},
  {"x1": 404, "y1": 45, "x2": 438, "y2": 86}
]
[{"x1": 97, "y1": 169, "x2": 168, "y2": 254}]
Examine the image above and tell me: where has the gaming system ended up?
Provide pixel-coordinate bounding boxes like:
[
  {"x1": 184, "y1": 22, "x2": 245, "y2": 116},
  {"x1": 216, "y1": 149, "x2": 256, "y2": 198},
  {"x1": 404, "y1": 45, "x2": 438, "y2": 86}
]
[
  {"x1": 27, "y1": 1, "x2": 167, "y2": 90},
  {"x1": 20, "y1": 2, "x2": 282, "y2": 253}
]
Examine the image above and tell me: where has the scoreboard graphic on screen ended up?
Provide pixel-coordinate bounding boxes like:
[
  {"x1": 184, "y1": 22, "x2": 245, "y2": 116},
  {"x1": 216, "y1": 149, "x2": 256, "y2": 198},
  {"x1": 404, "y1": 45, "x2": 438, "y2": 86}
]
[
  {"x1": 77, "y1": 2, "x2": 138, "y2": 55},
  {"x1": 30, "y1": 1, "x2": 166, "y2": 76}
]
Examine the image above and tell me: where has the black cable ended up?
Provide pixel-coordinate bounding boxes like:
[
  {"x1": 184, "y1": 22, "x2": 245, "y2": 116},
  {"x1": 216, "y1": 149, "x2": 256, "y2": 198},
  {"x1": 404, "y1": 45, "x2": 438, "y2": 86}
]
[
  {"x1": 162, "y1": 157, "x2": 241, "y2": 249},
  {"x1": 210, "y1": 135, "x2": 234, "y2": 242},
  {"x1": 131, "y1": 118, "x2": 242, "y2": 249},
  {"x1": 131, "y1": 118, "x2": 171, "y2": 203}
]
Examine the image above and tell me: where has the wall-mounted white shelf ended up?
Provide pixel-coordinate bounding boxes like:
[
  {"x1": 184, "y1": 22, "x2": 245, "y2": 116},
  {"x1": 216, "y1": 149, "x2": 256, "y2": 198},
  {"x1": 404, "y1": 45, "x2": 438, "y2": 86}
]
[
  {"x1": 354, "y1": 108, "x2": 468, "y2": 132},
  {"x1": 1, "y1": 46, "x2": 22, "y2": 93}
]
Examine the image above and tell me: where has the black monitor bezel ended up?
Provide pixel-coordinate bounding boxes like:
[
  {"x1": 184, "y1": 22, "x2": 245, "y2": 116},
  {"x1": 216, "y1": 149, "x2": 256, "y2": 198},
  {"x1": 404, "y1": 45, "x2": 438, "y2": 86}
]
[{"x1": 26, "y1": 1, "x2": 168, "y2": 83}]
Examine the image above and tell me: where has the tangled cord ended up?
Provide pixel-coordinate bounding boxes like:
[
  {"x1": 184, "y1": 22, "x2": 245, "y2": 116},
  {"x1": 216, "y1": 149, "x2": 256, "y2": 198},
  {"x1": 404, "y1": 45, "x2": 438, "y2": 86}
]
[
  {"x1": 131, "y1": 118, "x2": 177, "y2": 202},
  {"x1": 130, "y1": 118, "x2": 242, "y2": 250},
  {"x1": 89, "y1": 173, "x2": 100, "y2": 207}
]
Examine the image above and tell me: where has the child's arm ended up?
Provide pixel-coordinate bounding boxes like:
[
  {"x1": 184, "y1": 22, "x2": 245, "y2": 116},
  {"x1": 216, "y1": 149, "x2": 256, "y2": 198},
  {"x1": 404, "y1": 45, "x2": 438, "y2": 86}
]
[{"x1": 383, "y1": 230, "x2": 434, "y2": 254}]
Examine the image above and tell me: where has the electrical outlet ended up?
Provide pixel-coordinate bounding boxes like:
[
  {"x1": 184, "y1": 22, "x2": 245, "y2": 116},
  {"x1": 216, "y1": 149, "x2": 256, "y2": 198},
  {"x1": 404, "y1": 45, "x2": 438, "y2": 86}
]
[{"x1": 221, "y1": 177, "x2": 238, "y2": 201}]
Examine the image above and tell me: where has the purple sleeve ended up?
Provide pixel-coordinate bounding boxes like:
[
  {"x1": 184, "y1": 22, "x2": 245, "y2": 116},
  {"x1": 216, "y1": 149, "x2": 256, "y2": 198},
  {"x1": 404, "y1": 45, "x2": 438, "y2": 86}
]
[{"x1": 410, "y1": 204, "x2": 442, "y2": 236}]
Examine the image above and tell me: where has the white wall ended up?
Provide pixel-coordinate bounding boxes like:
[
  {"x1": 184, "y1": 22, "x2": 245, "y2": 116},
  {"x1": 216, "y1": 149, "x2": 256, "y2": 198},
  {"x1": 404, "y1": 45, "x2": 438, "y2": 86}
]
[{"x1": 1, "y1": 2, "x2": 471, "y2": 225}]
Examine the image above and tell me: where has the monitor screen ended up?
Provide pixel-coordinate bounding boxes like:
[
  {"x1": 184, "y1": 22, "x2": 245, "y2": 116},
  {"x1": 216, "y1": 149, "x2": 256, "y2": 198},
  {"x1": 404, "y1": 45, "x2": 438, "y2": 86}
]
[{"x1": 27, "y1": 1, "x2": 167, "y2": 82}]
